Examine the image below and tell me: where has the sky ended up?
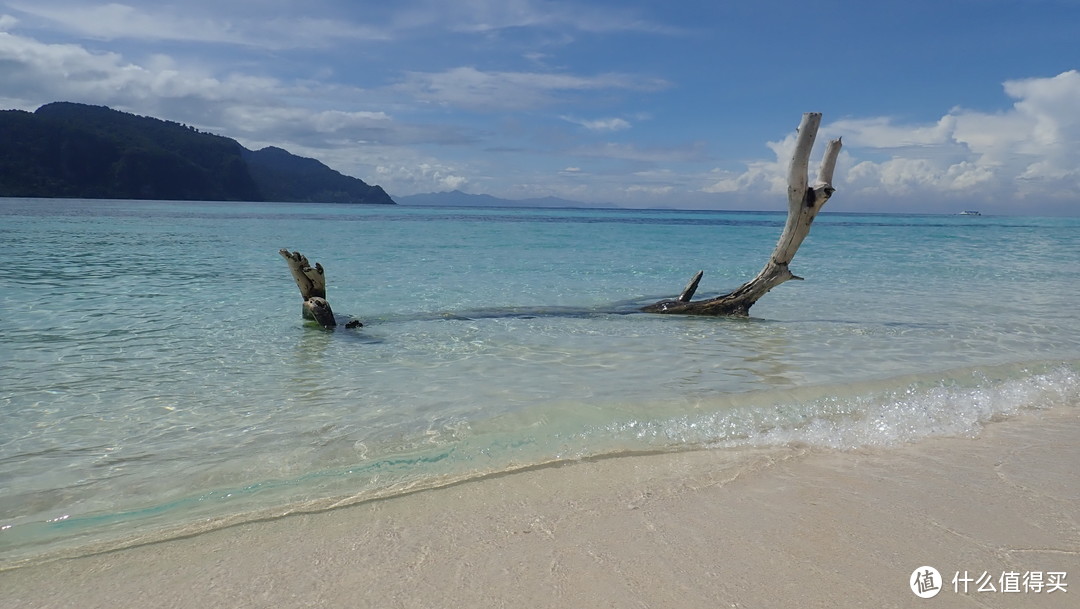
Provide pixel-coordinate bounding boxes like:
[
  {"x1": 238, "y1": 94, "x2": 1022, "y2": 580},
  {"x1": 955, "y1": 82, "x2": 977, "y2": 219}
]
[{"x1": 1, "y1": 0, "x2": 1079, "y2": 215}]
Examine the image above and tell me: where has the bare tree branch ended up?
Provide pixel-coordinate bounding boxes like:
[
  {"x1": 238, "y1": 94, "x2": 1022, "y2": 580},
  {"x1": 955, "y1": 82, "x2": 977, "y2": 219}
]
[{"x1": 643, "y1": 112, "x2": 842, "y2": 316}]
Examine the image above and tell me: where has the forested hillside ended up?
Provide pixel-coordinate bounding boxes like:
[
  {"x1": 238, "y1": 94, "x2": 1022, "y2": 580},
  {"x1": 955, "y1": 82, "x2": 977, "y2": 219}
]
[{"x1": 0, "y1": 102, "x2": 394, "y2": 204}]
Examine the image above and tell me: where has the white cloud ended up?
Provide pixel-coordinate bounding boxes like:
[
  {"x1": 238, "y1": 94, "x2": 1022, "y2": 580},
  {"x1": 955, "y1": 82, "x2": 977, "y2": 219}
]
[
  {"x1": 625, "y1": 184, "x2": 674, "y2": 196},
  {"x1": 220, "y1": 106, "x2": 390, "y2": 133},
  {"x1": 6, "y1": 2, "x2": 390, "y2": 48},
  {"x1": 702, "y1": 163, "x2": 782, "y2": 195},
  {"x1": 424, "y1": 0, "x2": 679, "y2": 35},
  {"x1": 845, "y1": 158, "x2": 997, "y2": 195},
  {"x1": 706, "y1": 71, "x2": 1080, "y2": 209},
  {"x1": 376, "y1": 161, "x2": 469, "y2": 194},
  {"x1": 5, "y1": 1, "x2": 674, "y2": 50},
  {"x1": 4, "y1": 2, "x2": 1078, "y2": 213},
  {"x1": 0, "y1": 24, "x2": 491, "y2": 198},
  {"x1": 702, "y1": 134, "x2": 793, "y2": 195},
  {"x1": 0, "y1": 28, "x2": 158, "y2": 102},
  {"x1": 828, "y1": 115, "x2": 956, "y2": 148},
  {"x1": 561, "y1": 115, "x2": 631, "y2": 131},
  {"x1": 440, "y1": 0, "x2": 548, "y2": 32},
  {"x1": 396, "y1": 66, "x2": 667, "y2": 111},
  {"x1": 0, "y1": 26, "x2": 474, "y2": 144},
  {"x1": 959, "y1": 70, "x2": 1080, "y2": 181},
  {"x1": 569, "y1": 141, "x2": 705, "y2": 164},
  {"x1": 10, "y1": 3, "x2": 231, "y2": 43},
  {"x1": 219, "y1": 106, "x2": 399, "y2": 147}
]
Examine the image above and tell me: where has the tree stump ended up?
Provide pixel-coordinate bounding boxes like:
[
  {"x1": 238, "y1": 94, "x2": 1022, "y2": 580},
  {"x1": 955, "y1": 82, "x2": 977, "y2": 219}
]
[
  {"x1": 279, "y1": 249, "x2": 358, "y2": 328},
  {"x1": 643, "y1": 112, "x2": 842, "y2": 315}
]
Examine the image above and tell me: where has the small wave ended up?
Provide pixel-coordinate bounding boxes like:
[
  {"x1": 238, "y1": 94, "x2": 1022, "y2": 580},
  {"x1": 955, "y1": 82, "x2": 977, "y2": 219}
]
[
  {"x1": 597, "y1": 361, "x2": 1078, "y2": 451},
  {"x1": 3, "y1": 360, "x2": 1076, "y2": 570}
]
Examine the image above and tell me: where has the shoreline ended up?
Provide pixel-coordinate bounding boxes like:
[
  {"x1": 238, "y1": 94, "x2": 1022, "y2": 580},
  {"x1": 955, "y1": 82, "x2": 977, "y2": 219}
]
[{"x1": 3, "y1": 407, "x2": 1078, "y2": 608}]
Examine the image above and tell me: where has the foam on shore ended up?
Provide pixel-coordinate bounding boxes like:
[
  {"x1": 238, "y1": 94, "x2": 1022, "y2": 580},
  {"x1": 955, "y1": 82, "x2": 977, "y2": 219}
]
[
  {"x1": 3, "y1": 360, "x2": 1076, "y2": 569},
  {"x1": 3, "y1": 406, "x2": 1078, "y2": 608}
]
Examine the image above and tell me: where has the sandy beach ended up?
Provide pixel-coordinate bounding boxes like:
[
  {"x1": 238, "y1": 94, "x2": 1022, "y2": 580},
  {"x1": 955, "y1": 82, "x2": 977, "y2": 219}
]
[{"x1": 3, "y1": 407, "x2": 1078, "y2": 609}]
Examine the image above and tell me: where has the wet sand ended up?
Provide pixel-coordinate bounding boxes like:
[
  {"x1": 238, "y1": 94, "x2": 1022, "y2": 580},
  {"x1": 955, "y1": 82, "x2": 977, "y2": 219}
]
[{"x1": 3, "y1": 408, "x2": 1078, "y2": 608}]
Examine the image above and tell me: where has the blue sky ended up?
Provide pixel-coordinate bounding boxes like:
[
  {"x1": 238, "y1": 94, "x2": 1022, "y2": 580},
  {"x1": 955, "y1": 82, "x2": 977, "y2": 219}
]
[{"x1": 1, "y1": 1, "x2": 1078, "y2": 214}]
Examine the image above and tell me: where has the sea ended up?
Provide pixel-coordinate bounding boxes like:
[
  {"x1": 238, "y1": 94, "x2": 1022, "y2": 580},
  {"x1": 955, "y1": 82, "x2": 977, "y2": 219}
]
[{"x1": 1, "y1": 198, "x2": 1078, "y2": 568}]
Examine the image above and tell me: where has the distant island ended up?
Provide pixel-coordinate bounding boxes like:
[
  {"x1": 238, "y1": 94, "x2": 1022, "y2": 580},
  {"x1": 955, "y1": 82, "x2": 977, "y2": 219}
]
[
  {"x1": 396, "y1": 190, "x2": 614, "y2": 209},
  {"x1": 0, "y1": 102, "x2": 394, "y2": 204}
]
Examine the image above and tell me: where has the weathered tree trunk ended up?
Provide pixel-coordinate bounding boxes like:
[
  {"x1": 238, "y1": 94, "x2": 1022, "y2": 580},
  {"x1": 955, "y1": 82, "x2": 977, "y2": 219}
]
[
  {"x1": 279, "y1": 249, "x2": 340, "y2": 328},
  {"x1": 643, "y1": 112, "x2": 842, "y2": 316}
]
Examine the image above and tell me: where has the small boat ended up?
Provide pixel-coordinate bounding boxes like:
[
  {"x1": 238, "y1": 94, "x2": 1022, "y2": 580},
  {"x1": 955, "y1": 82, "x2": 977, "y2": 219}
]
[{"x1": 958, "y1": 210, "x2": 981, "y2": 216}]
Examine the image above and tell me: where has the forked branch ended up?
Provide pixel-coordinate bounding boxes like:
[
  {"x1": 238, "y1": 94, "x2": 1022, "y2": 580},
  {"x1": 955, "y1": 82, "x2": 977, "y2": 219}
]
[{"x1": 643, "y1": 112, "x2": 842, "y2": 316}]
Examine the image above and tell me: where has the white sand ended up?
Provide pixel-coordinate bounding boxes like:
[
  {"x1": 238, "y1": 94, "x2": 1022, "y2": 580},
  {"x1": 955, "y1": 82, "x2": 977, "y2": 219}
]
[{"x1": 3, "y1": 408, "x2": 1078, "y2": 608}]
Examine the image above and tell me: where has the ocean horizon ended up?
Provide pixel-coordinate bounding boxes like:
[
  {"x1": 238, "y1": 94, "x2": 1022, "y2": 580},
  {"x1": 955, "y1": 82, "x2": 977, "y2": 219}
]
[{"x1": 2, "y1": 198, "x2": 1078, "y2": 568}]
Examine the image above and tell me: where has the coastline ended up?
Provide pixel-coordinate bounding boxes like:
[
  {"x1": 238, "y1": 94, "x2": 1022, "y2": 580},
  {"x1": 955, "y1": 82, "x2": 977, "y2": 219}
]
[{"x1": 3, "y1": 407, "x2": 1078, "y2": 609}]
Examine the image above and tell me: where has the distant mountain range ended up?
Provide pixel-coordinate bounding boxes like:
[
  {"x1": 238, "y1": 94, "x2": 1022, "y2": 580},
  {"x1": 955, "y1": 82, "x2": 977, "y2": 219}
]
[
  {"x1": 395, "y1": 190, "x2": 613, "y2": 208},
  {"x1": 0, "y1": 102, "x2": 394, "y2": 204}
]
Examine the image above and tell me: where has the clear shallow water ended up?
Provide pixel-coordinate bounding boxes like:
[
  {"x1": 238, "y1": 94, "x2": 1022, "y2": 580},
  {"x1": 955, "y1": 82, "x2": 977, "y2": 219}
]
[{"x1": 1, "y1": 199, "x2": 1078, "y2": 566}]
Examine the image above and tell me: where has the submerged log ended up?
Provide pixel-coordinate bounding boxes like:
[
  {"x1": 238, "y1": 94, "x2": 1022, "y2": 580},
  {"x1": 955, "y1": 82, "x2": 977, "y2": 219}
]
[
  {"x1": 643, "y1": 112, "x2": 842, "y2": 316},
  {"x1": 279, "y1": 249, "x2": 361, "y2": 328}
]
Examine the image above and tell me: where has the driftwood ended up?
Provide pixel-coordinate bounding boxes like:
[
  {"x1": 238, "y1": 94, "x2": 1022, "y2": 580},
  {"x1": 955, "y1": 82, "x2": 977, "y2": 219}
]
[
  {"x1": 643, "y1": 112, "x2": 842, "y2": 316},
  {"x1": 279, "y1": 249, "x2": 360, "y2": 328},
  {"x1": 279, "y1": 113, "x2": 837, "y2": 325}
]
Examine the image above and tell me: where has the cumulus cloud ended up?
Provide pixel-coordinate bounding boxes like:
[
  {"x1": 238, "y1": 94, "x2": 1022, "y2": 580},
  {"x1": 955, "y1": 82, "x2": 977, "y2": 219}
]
[
  {"x1": 705, "y1": 70, "x2": 1080, "y2": 210},
  {"x1": 0, "y1": 13, "x2": 676, "y2": 198},
  {"x1": 0, "y1": 24, "x2": 328, "y2": 115},
  {"x1": 847, "y1": 70, "x2": 1080, "y2": 202},
  {"x1": 0, "y1": 28, "x2": 162, "y2": 103},
  {"x1": 702, "y1": 135, "x2": 794, "y2": 195},
  {"x1": 828, "y1": 115, "x2": 958, "y2": 149},
  {"x1": 375, "y1": 161, "x2": 469, "y2": 193},
  {"x1": 0, "y1": 26, "x2": 476, "y2": 147},
  {"x1": 4, "y1": 1, "x2": 1078, "y2": 212},
  {"x1": 844, "y1": 157, "x2": 998, "y2": 196}
]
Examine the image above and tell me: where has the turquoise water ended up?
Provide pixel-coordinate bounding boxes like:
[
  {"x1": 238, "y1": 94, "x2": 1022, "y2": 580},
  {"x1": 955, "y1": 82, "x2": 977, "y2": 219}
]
[{"x1": 1, "y1": 198, "x2": 1078, "y2": 566}]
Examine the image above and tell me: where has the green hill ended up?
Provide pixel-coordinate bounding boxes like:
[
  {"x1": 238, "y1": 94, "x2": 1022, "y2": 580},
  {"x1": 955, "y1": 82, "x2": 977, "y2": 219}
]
[{"x1": 0, "y1": 102, "x2": 394, "y2": 204}]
